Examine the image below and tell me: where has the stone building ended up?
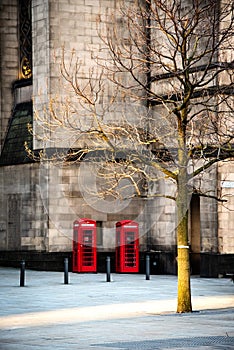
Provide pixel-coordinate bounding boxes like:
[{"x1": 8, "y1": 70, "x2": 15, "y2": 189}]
[{"x1": 0, "y1": 0, "x2": 233, "y2": 275}]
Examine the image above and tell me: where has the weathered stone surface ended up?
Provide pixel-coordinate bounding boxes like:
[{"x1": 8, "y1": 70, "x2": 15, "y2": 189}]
[{"x1": 0, "y1": 0, "x2": 233, "y2": 275}]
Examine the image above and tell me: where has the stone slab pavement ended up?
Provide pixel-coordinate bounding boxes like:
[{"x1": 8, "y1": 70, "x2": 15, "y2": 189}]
[{"x1": 0, "y1": 267, "x2": 233, "y2": 349}]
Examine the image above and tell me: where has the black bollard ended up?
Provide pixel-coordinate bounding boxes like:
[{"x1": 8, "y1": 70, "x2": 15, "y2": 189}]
[
  {"x1": 106, "y1": 256, "x2": 111, "y2": 282},
  {"x1": 20, "y1": 260, "x2": 25, "y2": 287},
  {"x1": 146, "y1": 254, "x2": 150, "y2": 280},
  {"x1": 64, "y1": 258, "x2": 69, "y2": 285}
]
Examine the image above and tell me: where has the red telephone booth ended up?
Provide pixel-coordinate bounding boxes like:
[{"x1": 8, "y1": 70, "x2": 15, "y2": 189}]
[
  {"x1": 115, "y1": 220, "x2": 139, "y2": 273},
  {"x1": 72, "y1": 218, "x2": 97, "y2": 272}
]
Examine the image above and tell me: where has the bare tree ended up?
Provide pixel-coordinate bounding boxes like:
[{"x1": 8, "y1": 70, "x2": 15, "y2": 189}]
[{"x1": 33, "y1": 0, "x2": 234, "y2": 313}]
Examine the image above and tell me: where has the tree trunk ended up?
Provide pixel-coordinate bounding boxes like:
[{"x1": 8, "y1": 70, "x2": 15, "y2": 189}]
[
  {"x1": 177, "y1": 209, "x2": 192, "y2": 312},
  {"x1": 176, "y1": 109, "x2": 192, "y2": 313},
  {"x1": 176, "y1": 169, "x2": 192, "y2": 313}
]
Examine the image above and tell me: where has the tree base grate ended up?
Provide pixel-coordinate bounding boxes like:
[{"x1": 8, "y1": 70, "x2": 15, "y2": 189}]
[{"x1": 93, "y1": 336, "x2": 234, "y2": 349}]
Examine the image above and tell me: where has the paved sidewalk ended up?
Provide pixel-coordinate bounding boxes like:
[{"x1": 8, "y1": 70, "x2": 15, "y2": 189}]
[{"x1": 0, "y1": 267, "x2": 233, "y2": 349}]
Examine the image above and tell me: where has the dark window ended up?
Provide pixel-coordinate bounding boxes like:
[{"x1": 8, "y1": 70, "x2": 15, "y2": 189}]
[
  {"x1": 19, "y1": 0, "x2": 32, "y2": 79},
  {"x1": 0, "y1": 102, "x2": 34, "y2": 165},
  {"x1": 96, "y1": 221, "x2": 103, "y2": 246}
]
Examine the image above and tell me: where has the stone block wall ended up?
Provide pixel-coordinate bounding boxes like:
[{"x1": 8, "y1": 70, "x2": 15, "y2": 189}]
[
  {"x1": 42, "y1": 160, "x2": 178, "y2": 253},
  {"x1": 30, "y1": 0, "x2": 179, "y2": 256},
  {"x1": 0, "y1": 0, "x2": 18, "y2": 149},
  {"x1": 44, "y1": 163, "x2": 146, "y2": 252},
  {"x1": 32, "y1": 0, "x2": 50, "y2": 149},
  {"x1": 191, "y1": 163, "x2": 218, "y2": 253},
  {"x1": 32, "y1": 0, "x2": 114, "y2": 150},
  {"x1": 0, "y1": 163, "x2": 48, "y2": 251},
  {"x1": 218, "y1": 161, "x2": 234, "y2": 254},
  {"x1": 1, "y1": 0, "x2": 233, "y2": 275}
]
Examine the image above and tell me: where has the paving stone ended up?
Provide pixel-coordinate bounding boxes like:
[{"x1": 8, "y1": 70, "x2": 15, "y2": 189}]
[{"x1": 0, "y1": 268, "x2": 233, "y2": 349}]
